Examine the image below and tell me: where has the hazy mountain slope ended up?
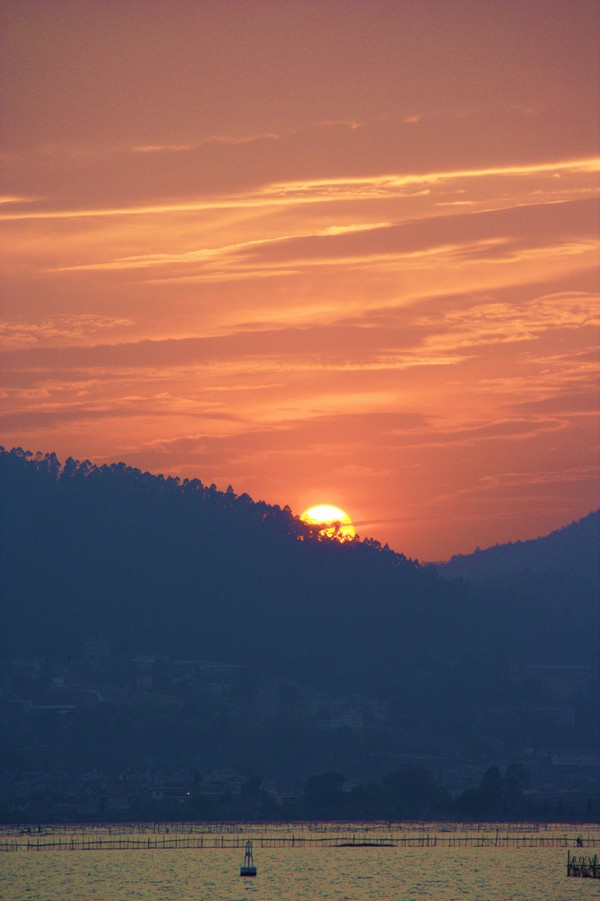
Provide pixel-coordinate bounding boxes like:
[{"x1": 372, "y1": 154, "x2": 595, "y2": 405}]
[
  {"x1": 1, "y1": 448, "x2": 597, "y2": 685},
  {"x1": 0, "y1": 448, "x2": 442, "y2": 688},
  {"x1": 436, "y1": 511, "x2": 599, "y2": 582},
  {"x1": 1, "y1": 448, "x2": 598, "y2": 785}
]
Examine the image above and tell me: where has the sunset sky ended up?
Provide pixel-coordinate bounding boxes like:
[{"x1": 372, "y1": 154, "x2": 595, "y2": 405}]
[{"x1": 1, "y1": 0, "x2": 598, "y2": 560}]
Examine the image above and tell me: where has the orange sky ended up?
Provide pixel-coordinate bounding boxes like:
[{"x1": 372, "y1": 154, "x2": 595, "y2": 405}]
[{"x1": 1, "y1": 0, "x2": 598, "y2": 560}]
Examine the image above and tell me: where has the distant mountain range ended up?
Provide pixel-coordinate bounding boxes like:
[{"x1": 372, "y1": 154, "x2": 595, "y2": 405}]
[{"x1": 435, "y1": 511, "x2": 599, "y2": 582}]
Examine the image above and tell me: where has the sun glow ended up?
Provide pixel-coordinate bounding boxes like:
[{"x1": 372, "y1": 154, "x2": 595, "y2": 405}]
[{"x1": 300, "y1": 504, "x2": 356, "y2": 541}]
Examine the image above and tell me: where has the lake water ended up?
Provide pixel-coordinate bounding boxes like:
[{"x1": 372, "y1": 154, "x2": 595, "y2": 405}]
[{"x1": 1, "y1": 823, "x2": 598, "y2": 901}]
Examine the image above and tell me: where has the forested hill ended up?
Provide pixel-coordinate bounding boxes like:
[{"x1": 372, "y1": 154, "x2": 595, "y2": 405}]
[
  {"x1": 0, "y1": 447, "x2": 427, "y2": 685},
  {"x1": 1, "y1": 448, "x2": 598, "y2": 698},
  {"x1": 436, "y1": 510, "x2": 599, "y2": 582}
]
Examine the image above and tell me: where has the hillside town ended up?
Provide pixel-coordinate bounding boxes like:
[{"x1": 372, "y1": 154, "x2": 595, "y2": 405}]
[{"x1": 2, "y1": 642, "x2": 597, "y2": 823}]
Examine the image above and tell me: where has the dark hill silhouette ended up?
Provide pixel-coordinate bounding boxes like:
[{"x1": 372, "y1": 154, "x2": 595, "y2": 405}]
[
  {"x1": 0, "y1": 447, "x2": 439, "y2": 690},
  {"x1": 1, "y1": 447, "x2": 598, "y2": 791},
  {"x1": 2, "y1": 446, "x2": 597, "y2": 675},
  {"x1": 435, "y1": 511, "x2": 599, "y2": 582}
]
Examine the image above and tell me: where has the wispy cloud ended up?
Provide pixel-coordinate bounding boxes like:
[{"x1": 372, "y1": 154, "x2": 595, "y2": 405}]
[
  {"x1": 0, "y1": 315, "x2": 134, "y2": 349},
  {"x1": 1, "y1": 157, "x2": 597, "y2": 222},
  {"x1": 48, "y1": 222, "x2": 394, "y2": 273},
  {"x1": 130, "y1": 133, "x2": 283, "y2": 154}
]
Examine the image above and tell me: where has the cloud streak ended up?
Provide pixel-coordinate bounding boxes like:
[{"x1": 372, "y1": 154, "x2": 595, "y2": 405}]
[{"x1": 1, "y1": 156, "x2": 597, "y2": 222}]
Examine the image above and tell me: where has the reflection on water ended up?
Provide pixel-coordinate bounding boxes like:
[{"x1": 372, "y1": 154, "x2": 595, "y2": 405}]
[{"x1": 0, "y1": 822, "x2": 597, "y2": 901}]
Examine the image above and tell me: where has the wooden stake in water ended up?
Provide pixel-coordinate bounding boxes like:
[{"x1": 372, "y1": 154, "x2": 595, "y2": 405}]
[{"x1": 567, "y1": 850, "x2": 600, "y2": 878}]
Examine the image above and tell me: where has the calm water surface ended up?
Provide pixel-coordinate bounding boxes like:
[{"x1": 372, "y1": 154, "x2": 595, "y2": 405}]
[{"x1": 1, "y1": 824, "x2": 598, "y2": 901}]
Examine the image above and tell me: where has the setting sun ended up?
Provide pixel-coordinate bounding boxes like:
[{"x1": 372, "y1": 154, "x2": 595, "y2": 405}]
[{"x1": 300, "y1": 504, "x2": 356, "y2": 541}]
